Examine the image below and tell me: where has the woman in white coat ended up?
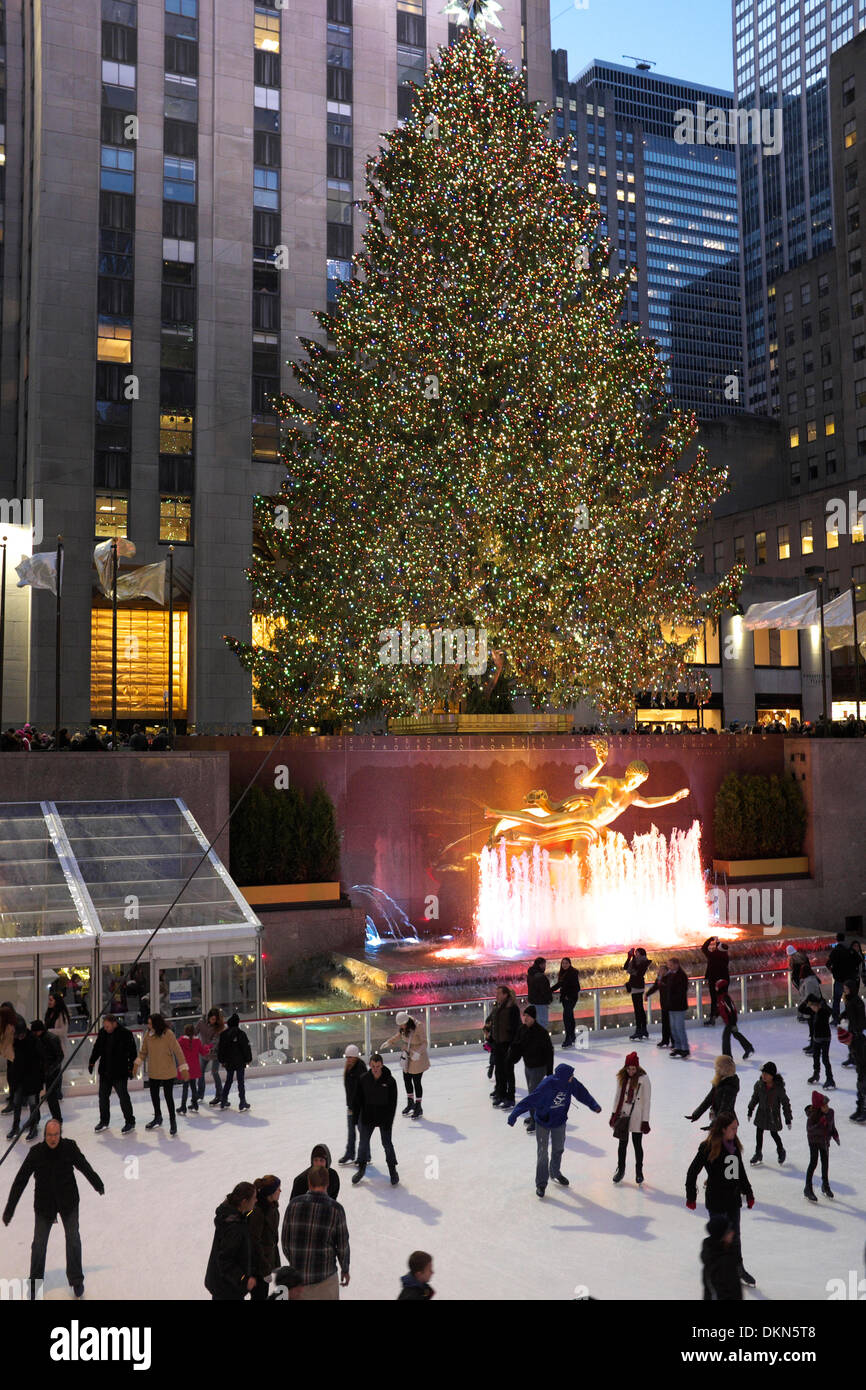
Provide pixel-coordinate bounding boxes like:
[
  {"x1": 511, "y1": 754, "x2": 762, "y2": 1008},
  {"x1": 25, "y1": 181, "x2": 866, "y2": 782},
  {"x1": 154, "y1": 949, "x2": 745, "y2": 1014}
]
[
  {"x1": 381, "y1": 1011, "x2": 430, "y2": 1119},
  {"x1": 609, "y1": 1050, "x2": 651, "y2": 1185}
]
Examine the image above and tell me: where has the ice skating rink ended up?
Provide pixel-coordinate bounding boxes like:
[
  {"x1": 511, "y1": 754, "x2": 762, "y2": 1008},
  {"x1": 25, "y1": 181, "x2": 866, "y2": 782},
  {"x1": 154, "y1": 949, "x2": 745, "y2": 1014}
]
[{"x1": 2, "y1": 1013, "x2": 863, "y2": 1301}]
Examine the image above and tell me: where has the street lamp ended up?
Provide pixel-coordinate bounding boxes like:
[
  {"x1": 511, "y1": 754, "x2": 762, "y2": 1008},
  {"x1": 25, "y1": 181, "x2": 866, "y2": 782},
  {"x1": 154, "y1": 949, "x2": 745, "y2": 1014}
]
[{"x1": 804, "y1": 565, "x2": 827, "y2": 724}]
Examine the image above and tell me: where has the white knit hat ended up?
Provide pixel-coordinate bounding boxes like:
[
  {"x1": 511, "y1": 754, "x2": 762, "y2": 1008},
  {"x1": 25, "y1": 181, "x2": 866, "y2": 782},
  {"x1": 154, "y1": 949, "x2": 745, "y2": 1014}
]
[
  {"x1": 395, "y1": 1011, "x2": 410, "y2": 1026},
  {"x1": 343, "y1": 1044, "x2": 361, "y2": 1057}
]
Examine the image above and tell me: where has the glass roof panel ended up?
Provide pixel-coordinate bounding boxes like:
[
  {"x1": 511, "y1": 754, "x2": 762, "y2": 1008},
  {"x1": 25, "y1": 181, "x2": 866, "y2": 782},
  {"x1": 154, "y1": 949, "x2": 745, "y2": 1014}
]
[{"x1": 0, "y1": 803, "x2": 93, "y2": 939}]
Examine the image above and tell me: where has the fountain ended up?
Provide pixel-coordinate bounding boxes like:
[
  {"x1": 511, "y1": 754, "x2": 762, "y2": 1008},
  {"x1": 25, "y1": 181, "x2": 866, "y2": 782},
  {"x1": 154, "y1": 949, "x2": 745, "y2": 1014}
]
[{"x1": 349, "y1": 885, "x2": 423, "y2": 947}]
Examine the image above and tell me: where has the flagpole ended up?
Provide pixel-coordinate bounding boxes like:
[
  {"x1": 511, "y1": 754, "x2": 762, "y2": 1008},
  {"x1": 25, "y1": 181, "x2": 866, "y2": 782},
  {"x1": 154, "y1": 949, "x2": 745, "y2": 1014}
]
[
  {"x1": 111, "y1": 538, "x2": 118, "y2": 751},
  {"x1": 167, "y1": 546, "x2": 174, "y2": 749},
  {"x1": 819, "y1": 575, "x2": 828, "y2": 725},
  {"x1": 55, "y1": 536, "x2": 63, "y2": 751},
  {"x1": 852, "y1": 578, "x2": 862, "y2": 726},
  {"x1": 0, "y1": 536, "x2": 6, "y2": 737}
]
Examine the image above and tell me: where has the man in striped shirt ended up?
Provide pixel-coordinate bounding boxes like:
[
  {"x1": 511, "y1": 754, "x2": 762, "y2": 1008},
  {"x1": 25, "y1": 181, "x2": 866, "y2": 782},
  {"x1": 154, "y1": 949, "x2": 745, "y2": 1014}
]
[{"x1": 281, "y1": 1163, "x2": 350, "y2": 1300}]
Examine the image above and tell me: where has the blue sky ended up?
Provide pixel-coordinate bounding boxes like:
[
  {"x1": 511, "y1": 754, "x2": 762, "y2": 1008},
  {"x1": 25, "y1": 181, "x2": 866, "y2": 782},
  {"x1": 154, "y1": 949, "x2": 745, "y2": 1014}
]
[{"x1": 549, "y1": 0, "x2": 735, "y2": 93}]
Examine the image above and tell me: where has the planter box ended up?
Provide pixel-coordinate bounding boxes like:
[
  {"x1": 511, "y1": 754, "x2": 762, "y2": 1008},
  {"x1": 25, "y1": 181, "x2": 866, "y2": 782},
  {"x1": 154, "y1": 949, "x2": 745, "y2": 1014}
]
[
  {"x1": 712, "y1": 857, "x2": 810, "y2": 879},
  {"x1": 240, "y1": 882, "x2": 341, "y2": 906}
]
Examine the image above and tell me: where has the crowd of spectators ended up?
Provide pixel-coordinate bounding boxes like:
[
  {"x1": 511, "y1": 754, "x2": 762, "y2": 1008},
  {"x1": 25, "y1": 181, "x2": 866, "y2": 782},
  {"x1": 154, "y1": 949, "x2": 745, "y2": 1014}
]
[{"x1": 0, "y1": 723, "x2": 172, "y2": 751}]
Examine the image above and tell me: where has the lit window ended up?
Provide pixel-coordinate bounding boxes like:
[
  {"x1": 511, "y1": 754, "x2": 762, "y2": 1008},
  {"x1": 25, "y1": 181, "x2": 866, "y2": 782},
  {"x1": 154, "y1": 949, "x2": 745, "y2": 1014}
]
[
  {"x1": 800, "y1": 519, "x2": 813, "y2": 555},
  {"x1": 806, "y1": 419, "x2": 817, "y2": 442},
  {"x1": 789, "y1": 427, "x2": 799, "y2": 448},
  {"x1": 844, "y1": 118, "x2": 857, "y2": 148},
  {"x1": 159, "y1": 496, "x2": 192, "y2": 543},
  {"x1": 854, "y1": 515, "x2": 865, "y2": 544},
  {"x1": 91, "y1": 606, "x2": 188, "y2": 718},
  {"x1": 777, "y1": 524, "x2": 790, "y2": 560},
  {"x1": 755, "y1": 530, "x2": 767, "y2": 565},
  {"x1": 97, "y1": 319, "x2": 132, "y2": 364},
  {"x1": 254, "y1": 9, "x2": 280, "y2": 52},
  {"x1": 826, "y1": 517, "x2": 839, "y2": 550},
  {"x1": 753, "y1": 628, "x2": 799, "y2": 667},
  {"x1": 824, "y1": 413, "x2": 835, "y2": 436},
  {"x1": 95, "y1": 492, "x2": 129, "y2": 538},
  {"x1": 159, "y1": 412, "x2": 193, "y2": 454}
]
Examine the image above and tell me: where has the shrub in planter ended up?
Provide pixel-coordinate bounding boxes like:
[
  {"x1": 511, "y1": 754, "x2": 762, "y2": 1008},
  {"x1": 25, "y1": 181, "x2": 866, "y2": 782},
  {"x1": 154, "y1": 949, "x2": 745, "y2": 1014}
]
[
  {"x1": 306, "y1": 785, "x2": 341, "y2": 882},
  {"x1": 230, "y1": 782, "x2": 341, "y2": 886},
  {"x1": 713, "y1": 771, "x2": 806, "y2": 860}
]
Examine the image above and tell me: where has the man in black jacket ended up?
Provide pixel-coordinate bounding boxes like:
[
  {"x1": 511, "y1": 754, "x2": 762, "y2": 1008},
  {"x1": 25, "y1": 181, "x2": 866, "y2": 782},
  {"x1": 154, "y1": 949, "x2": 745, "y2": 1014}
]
[
  {"x1": 508, "y1": 1006, "x2": 554, "y2": 1133},
  {"x1": 701, "y1": 936, "x2": 729, "y2": 1024},
  {"x1": 7, "y1": 1024, "x2": 44, "y2": 1141},
  {"x1": 2, "y1": 1119, "x2": 105, "y2": 1298},
  {"x1": 486, "y1": 985, "x2": 521, "y2": 1107},
  {"x1": 827, "y1": 934, "x2": 856, "y2": 1023},
  {"x1": 666, "y1": 957, "x2": 691, "y2": 1058},
  {"x1": 29, "y1": 1020, "x2": 63, "y2": 1126},
  {"x1": 88, "y1": 1014, "x2": 137, "y2": 1133},
  {"x1": 526, "y1": 958, "x2": 553, "y2": 1029},
  {"x1": 217, "y1": 1013, "x2": 253, "y2": 1110},
  {"x1": 351, "y1": 1054, "x2": 399, "y2": 1185},
  {"x1": 551, "y1": 959, "x2": 581, "y2": 1047}
]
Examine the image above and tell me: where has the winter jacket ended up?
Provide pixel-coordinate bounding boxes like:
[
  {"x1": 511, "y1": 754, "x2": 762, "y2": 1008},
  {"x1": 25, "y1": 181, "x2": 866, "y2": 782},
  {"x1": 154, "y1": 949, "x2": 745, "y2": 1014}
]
[
  {"x1": 798, "y1": 972, "x2": 823, "y2": 1003},
  {"x1": 290, "y1": 1168, "x2": 341, "y2": 1202},
  {"x1": 248, "y1": 1198, "x2": 281, "y2": 1280},
  {"x1": 486, "y1": 998, "x2": 521, "y2": 1045},
  {"x1": 841, "y1": 992, "x2": 866, "y2": 1035},
  {"x1": 805, "y1": 1104, "x2": 840, "y2": 1150},
  {"x1": 507, "y1": 1022, "x2": 554, "y2": 1073},
  {"x1": 702, "y1": 939, "x2": 730, "y2": 986},
  {"x1": 701, "y1": 1236, "x2": 743, "y2": 1301},
  {"x1": 689, "y1": 1074, "x2": 740, "y2": 1122},
  {"x1": 204, "y1": 1201, "x2": 253, "y2": 1300},
  {"x1": 610, "y1": 1073, "x2": 651, "y2": 1133},
  {"x1": 137, "y1": 1027, "x2": 189, "y2": 1081},
  {"x1": 526, "y1": 963, "x2": 553, "y2": 1006},
  {"x1": 11, "y1": 1033, "x2": 44, "y2": 1095},
  {"x1": 343, "y1": 1057, "x2": 367, "y2": 1109},
  {"x1": 623, "y1": 952, "x2": 651, "y2": 994},
  {"x1": 398, "y1": 1273, "x2": 435, "y2": 1300},
  {"x1": 809, "y1": 1001, "x2": 832, "y2": 1043},
  {"x1": 381, "y1": 1026, "x2": 430, "y2": 1075},
  {"x1": 716, "y1": 991, "x2": 738, "y2": 1027},
  {"x1": 666, "y1": 967, "x2": 689, "y2": 1012},
  {"x1": 508, "y1": 1063, "x2": 602, "y2": 1129},
  {"x1": 827, "y1": 942, "x2": 857, "y2": 982},
  {"x1": 217, "y1": 1018, "x2": 253, "y2": 1071},
  {"x1": 44, "y1": 1003, "x2": 70, "y2": 1049},
  {"x1": 89, "y1": 1024, "x2": 137, "y2": 1081},
  {"x1": 3, "y1": 1138, "x2": 104, "y2": 1222},
  {"x1": 178, "y1": 1034, "x2": 210, "y2": 1080},
  {"x1": 33, "y1": 1031, "x2": 63, "y2": 1081},
  {"x1": 646, "y1": 970, "x2": 671, "y2": 1008},
  {"x1": 552, "y1": 965, "x2": 581, "y2": 1003},
  {"x1": 196, "y1": 1016, "x2": 225, "y2": 1049},
  {"x1": 788, "y1": 950, "x2": 810, "y2": 989},
  {"x1": 686, "y1": 1141, "x2": 754, "y2": 1210},
  {"x1": 352, "y1": 1064, "x2": 398, "y2": 1128},
  {"x1": 747, "y1": 1076, "x2": 792, "y2": 1132}
]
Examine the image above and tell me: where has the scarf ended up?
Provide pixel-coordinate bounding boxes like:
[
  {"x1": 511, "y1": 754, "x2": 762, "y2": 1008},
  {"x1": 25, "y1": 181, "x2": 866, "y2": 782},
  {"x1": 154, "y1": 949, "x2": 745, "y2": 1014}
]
[{"x1": 613, "y1": 1075, "x2": 638, "y2": 1121}]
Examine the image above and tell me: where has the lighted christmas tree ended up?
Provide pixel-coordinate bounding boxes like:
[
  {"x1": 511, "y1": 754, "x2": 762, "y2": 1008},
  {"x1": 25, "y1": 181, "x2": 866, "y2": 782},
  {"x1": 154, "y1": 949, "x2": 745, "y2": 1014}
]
[{"x1": 226, "y1": 25, "x2": 743, "y2": 727}]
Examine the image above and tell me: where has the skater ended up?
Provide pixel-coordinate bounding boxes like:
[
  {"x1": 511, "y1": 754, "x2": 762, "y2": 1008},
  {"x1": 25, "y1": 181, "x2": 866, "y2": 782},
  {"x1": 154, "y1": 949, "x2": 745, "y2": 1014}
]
[
  {"x1": 6, "y1": 1022, "x2": 43, "y2": 1141},
  {"x1": 351, "y1": 1053, "x2": 399, "y2": 1185},
  {"x1": 486, "y1": 985, "x2": 521, "y2": 1107},
  {"x1": 177, "y1": 1023, "x2": 210, "y2": 1114},
  {"x1": 803, "y1": 1091, "x2": 840, "y2": 1201},
  {"x1": 623, "y1": 946, "x2": 651, "y2": 1040},
  {"x1": 526, "y1": 957, "x2": 553, "y2": 1029},
  {"x1": 290, "y1": 1143, "x2": 340, "y2": 1200},
  {"x1": 28, "y1": 1020, "x2": 63, "y2": 1127},
  {"x1": 88, "y1": 1014, "x2": 137, "y2": 1134},
  {"x1": 666, "y1": 956, "x2": 691, "y2": 1057},
  {"x1": 133, "y1": 1012, "x2": 189, "y2": 1135},
  {"x1": 0, "y1": 1001, "x2": 25, "y2": 1113},
  {"x1": 786, "y1": 943, "x2": 811, "y2": 991},
  {"x1": 204, "y1": 1181, "x2": 257, "y2": 1300},
  {"x1": 2, "y1": 1118, "x2": 105, "y2": 1299},
  {"x1": 837, "y1": 1024, "x2": 866, "y2": 1122},
  {"x1": 381, "y1": 1011, "x2": 429, "y2": 1118},
  {"x1": 701, "y1": 935, "x2": 730, "y2": 1024},
  {"x1": 805, "y1": 996, "x2": 835, "y2": 1089},
  {"x1": 685, "y1": 1113, "x2": 756, "y2": 1287},
  {"x1": 248, "y1": 1175, "x2": 282, "y2": 1301},
  {"x1": 716, "y1": 981, "x2": 754, "y2": 1059},
  {"x1": 551, "y1": 957, "x2": 581, "y2": 1047},
  {"x1": 44, "y1": 991, "x2": 71, "y2": 1063},
  {"x1": 508, "y1": 1004, "x2": 554, "y2": 1133},
  {"x1": 827, "y1": 933, "x2": 857, "y2": 1023},
  {"x1": 646, "y1": 961, "x2": 672, "y2": 1047},
  {"x1": 217, "y1": 1012, "x2": 253, "y2": 1110},
  {"x1": 796, "y1": 965, "x2": 824, "y2": 1051},
  {"x1": 507, "y1": 1061, "x2": 602, "y2": 1198},
  {"x1": 397, "y1": 1250, "x2": 435, "y2": 1300},
  {"x1": 840, "y1": 978, "x2": 865, "y2": 1070},
  {"x1": 339, "y1": 1044, "x2": 367, "y2": 1164},
  {"x1": 701, "y1": 1215, "x2": 743, "y2": 1301},
  {"x1": 198, "y1": 1007, "x2": 226, "y2": 1104},
  {"x1": 282, "y1": 1164, "x2": 350, "y2": 1299},
  {"x1": 609, "y1": 1051, "x2": 651, "y2": 1185},
  {"x1": 746, "y1": 1062, "x2": 792, "y2": 1164},
  {"x1": 686, "y1": 1055, "x2": 739, "y2": 1126}
]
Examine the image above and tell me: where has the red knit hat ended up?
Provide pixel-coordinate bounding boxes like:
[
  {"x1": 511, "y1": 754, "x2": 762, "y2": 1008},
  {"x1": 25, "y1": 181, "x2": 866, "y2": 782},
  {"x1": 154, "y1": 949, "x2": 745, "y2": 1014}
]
[
  {"x1": 811, "y1": 1090, "x2": 827, "y2": 1109},
  {"x1": 625, "y1": 1051, "x2": 639, "y2": 1068}
]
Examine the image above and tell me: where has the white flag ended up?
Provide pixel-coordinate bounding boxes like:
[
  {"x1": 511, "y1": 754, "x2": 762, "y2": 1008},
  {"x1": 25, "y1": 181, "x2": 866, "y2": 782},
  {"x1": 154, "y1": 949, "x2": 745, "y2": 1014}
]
[
  {"x1": 15, "y1": 551, "x2": 63, "y2": 595},
  {"x1": 93, "y1": 539, "x2": 165, "y2": 606}
]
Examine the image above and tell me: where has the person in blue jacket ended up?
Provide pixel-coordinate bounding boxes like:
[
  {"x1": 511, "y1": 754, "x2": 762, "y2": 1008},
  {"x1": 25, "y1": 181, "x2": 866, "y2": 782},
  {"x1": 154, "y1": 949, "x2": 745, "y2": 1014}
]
[{"x1": 508, "y1": 1062, "x2": 602, "y2": 1197}]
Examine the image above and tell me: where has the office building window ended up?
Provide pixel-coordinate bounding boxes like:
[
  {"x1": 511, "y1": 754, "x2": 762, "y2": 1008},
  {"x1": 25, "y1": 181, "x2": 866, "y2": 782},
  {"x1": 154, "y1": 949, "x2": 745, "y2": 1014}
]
[
  {"x1": 825, "y1": 413, "x2": 835, "y2": 436},
  {"x1": 783, "y1": 290, "x2": 793, "y2": 314},
  {"x1": 164, "y1": 156, "x2": 196, "y2": 202},
  {"x1": 827, "y1": 514, "x2": 840, "y2": 548},
  {"x1": 822, "y1": 378, "x2": 833, "y2": 402},
  {"x1": 844, "y1": 118, "x2": 857, "y2": 149},
  {"x1": 159, "y1": 496, "x2": 192, "y2": 543},
  {"x1": 852, "y1": 289, "x2": 864, "y2": 318},
  {"x1": 734, "y1": 535, "x2": 745, "y2": 563},
  {"x1": 821, "y1": 342, "x2": 832, "y2": 366},
  {"x1": 805, "y1": 384, "x2": 815, "y2": 408},
  {"x1": 854, "y1": 514, "x2": 865, "y2": 544},
  {"x1": 253, "y1": 166, "x2": 279, "y2": 209},
  {"x1": 755, "y1": 530, "x2": 767, "y2": 565},
  {"x1": 855, "y1": 334, "x2": 866, "y2": 361},
  {"x1": 819, "y1": 307, "x2": 830, "y2": 330},
  {"x1": 850, "y1": 207, "x2": 861, "y2": 234},
  {"x1": 846, "y1": 160, "x2": 858, "y2": 191},
  {"x1": 791, "y1": 458, "x2": 801, "y2": 485},
  {"x1": 787, "y1": 390, "x2": 798, "y2": 412},
  {"x1": 826, "y1": 450, "x2": 837, "y2": 475},
  {"x1": 843, "y1": 75, "x2": 856, "y2": 106},
  {"x1": 851, "y1": 247, "x2": 863, "y2": 277},
  {"x1": 803, "y1": 350, "x2": 814, "y2": 373},
  {"x1": 713, "y1": 540, "x2": 724, "y2": 569},
  {"x1": 818, "y1": 273, "x2": 829, "y2": 296},
  {"x1": 789, "y1": 427, "x2": 799, "y2": 448},
  {"x1": 753, "y1": 628, "x2": 799, "y2": 667},
  {"x1": 97, "y1": 318, "x2": 132, "y2": 363},
  {"x1": 800, "y1": 519, "x2": 813, "y2": 555},
  {"x1": 254, "y1": 9, "x2": 280, "y2": 50},
  {"x1": 95, "y1": 492, "x2": 129, "y2": 538},
  {"x1": 827, "y1": 569, "x2": 840, "y2": 598},
  {"x1": 777, "y1": 524, "x2": 790, "y2": 560},
  {"x1": 101, "y1": 145, "x2": 135, "y2": 193},
  {"x1": 159, "y1": 411, "x2": 193, "y2": 453},
  {"x1": 800, "y1": 282, "x2": 811, "y2": 306},
  {"x1": 808, "y1": 456, "x2": 819, "y2": 480}
]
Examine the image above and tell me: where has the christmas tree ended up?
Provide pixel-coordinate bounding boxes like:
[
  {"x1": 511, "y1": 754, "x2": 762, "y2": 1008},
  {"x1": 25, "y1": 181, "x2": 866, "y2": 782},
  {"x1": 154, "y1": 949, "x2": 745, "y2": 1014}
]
[{"x1": 226, "y1": 25, "x2": 743, "y2": 728}]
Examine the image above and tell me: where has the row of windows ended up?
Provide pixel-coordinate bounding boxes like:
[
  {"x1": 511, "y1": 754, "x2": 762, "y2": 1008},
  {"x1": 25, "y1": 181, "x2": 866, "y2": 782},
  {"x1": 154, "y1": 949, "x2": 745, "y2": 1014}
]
[{"x1": 715, "y1": 511, "x2": 864, "y2": 573}]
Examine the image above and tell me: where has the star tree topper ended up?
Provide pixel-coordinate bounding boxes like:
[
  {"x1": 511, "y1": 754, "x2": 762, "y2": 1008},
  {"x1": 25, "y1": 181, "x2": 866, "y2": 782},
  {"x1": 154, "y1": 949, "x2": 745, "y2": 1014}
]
[{"x1": 441, "y1": 0, "x2": 503, "y2": 31}]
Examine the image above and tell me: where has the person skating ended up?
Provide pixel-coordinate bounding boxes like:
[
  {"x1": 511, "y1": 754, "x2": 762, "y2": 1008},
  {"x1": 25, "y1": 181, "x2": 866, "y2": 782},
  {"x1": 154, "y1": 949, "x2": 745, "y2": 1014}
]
[
  {"x1": 803, "y1": 1090, "x2": 840, "y2": 1201},
  {"x1": 351, "y1": 1053, "x2": 399, "y2": 1185},
  {"x1": 646, "y1": 962, "x2": 673, "y2": 1047},
  {"x1": 132, "y1": 1012, "x2": 189, "y2": 1135},
  {"x1": 0, "y1": 1000, "x2": 26, "y2": 1114},
  {"x1": 840, "y1": 978, "x2": 865, "y2": 1071},
  {"x1": 397, "y1": 1250, "x2": 435, "y2": 1300},
  {"x1": 551, "y1": 957, "x2": 581, "y2": 1047},
  {"x1": 177, "y1": 1023, "x2": 211, "y2": 1113},
  {"x1": 2, "y1": 1118, "x2": 105, "y2": 1299},
  {"x1": 507, "y1": 1061, "x2": 602, "y2": 1197},
  {"x1": 686, "y1": 1055, "x2": 739, "y2": 1127},
  {"x1": 28, "y1": 1020, "x2": 63, "y2": 1129},
  {"x1": 6, "y1": 1022, "x2": 44, "y2": 1140},
  {"x1": 666, "y1": 956, "x2": 691, "y2": 1057},
  {"x1": 290, "y1": 1143, "x2": 340, "y2": 1200},
  {"x1": 88, "y1": 1013, "x2": 137, "y2": 1134},
  {"x1": 339, "y1": 1044, "x2": 367, "y2": 1164},
  {"x1": 716, "y1": 981, "x2": 754, "y2": 1059},
  {"x1": 623, "y1": 946, "x2": 651, "y2": 1040},
  {"x1": 609, "y1": 1051, "x2": 651, "y2": 1184},
  {"x1": 526, "y1": 957, "x2": 553, "y2": 1029},
  {"x1": 746, "y1": 1062, "x2": 792, "y2": 1164},
  {"x1": 381, "y1": 1011, "x2": 430, "y2": 1118},
  {"x1": 485, "y1": 985, "x2": 521, "y2": 1107},
  {"x1": 44, "y1": 992, "x2": 70, "y2": 1074},
  {"x1": 837, "y1": 1024, "x2": 866, "y2": 1121},
  {"x1": 217, "y1": 1012, "x2": 253, "y2": 1110},
  {"x1": 701, "y1": 936, "x2": 730, "y2": 1024},
  {"x1": 204, "y1": 1181, "x2": 257, "y2": 1300},
  {"x1": 796, "y1": 965, "x2": 824, "y2": 1051},
  {"x1": 685, "y1": 1113, "x2": 756, "y2": 1287},
  {"x1": 827, "y1": 933, "x2": 857, "y2": 1023},
  {"x1": 507, "y1": 1004, "x2": 554, "y2": 1133},
  {"x1": 248, "y1": 1175, "x2": 282, "y2": 1301},
  {"x1": 282, "y1": 1164, "x2": 350, "y2": 1299},
  {"x1": 805, "y1": 997, "x2": 835, "y2": 1089},
  {"x1": 701, "y1": 1215, "x2": 743, "y2": 1301},
  {"x1": 198, "y1": 1007, "x2": 226, "y2": 1104}
]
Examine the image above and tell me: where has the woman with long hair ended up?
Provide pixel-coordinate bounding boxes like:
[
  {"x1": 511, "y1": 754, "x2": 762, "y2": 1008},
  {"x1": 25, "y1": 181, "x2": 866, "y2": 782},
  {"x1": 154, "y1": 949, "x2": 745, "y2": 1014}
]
[
  {"x1": 685, "y1": 1113, "x2": 756, "y2": 1287},
  {"x1": 248, "y1": 1175, "x2": 281, "y2": 1301},
  {"x1": 609, "y1": 1051, "x2": 652, "y2": 1185},
  {"x1": 381, "y1": 1012, "x2": 430, "y2": 1119},
  {"x1": 551, "y1": 957, "x2": 581, "y2": 1048},
  {"x1": 0, "y1": 1004, "x2": 17, "y2": 1107},
  {"x1": 685, "y1": 1055, "x2": 739, "y2": 1127},
  {"x1": 198, "y1": 1007, "x2": 226, "y2": 1105},
  {"x1": 133, "y1": 1012, "x2": 189, "y2": 1135},
  {"x1": 204, "y1": 1181, "x2": 257, "y2": 1301}
]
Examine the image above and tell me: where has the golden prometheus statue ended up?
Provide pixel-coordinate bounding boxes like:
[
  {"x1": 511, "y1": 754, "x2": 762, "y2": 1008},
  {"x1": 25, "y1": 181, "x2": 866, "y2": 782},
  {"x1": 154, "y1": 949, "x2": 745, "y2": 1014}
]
[{"x1": 484, "y1": 737, "x2": 690, "y2": 858}]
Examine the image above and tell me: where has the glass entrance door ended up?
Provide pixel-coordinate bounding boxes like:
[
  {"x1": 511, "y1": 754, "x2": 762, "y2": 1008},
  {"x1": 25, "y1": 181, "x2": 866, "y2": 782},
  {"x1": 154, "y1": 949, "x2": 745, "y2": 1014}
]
[{"x1": 157, "y1": 963, "x2": 202, "y2": 1029}]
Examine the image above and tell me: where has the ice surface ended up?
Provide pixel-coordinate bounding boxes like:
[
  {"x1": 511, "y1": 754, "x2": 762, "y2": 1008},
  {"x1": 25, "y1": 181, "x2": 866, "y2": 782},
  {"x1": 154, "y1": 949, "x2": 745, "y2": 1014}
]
[{"x1": 2, "y1": 1013, "x2": 863, "y2": 1301}]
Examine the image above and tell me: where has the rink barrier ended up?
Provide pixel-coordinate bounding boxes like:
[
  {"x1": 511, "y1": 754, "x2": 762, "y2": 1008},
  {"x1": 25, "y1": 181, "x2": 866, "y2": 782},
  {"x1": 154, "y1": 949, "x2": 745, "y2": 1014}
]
[{"x1": 45, "y1": 964, "x2": 823, "y2": 1079}]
